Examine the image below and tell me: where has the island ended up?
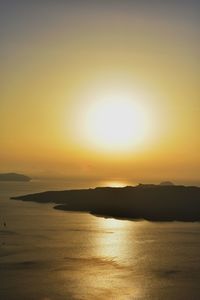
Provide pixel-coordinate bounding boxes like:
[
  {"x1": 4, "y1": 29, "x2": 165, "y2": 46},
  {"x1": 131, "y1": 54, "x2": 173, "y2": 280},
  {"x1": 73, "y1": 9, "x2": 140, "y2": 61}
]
[
  {"x1": 0, "y1": 173, "x2": 31, "y2": 182},
  {"x1": 160, "y1": 181, "x2": 174, "y2": 186},
  {"x1": 11, "y1": 184, "x2": 200, "y2": 221}
]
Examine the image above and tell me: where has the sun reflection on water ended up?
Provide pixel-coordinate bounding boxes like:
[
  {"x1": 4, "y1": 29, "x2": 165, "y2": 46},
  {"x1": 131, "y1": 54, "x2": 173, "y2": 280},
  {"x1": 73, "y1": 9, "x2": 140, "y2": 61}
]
[
  {"x1": 99, "y1": 180, "x2": 135, "y2": 188},
  {"x1": 94, "y1": 217, "x2": 132, "y2": 262},
  {"x1": 60, "y1": 214, "x2": 142, "y2": 299}
]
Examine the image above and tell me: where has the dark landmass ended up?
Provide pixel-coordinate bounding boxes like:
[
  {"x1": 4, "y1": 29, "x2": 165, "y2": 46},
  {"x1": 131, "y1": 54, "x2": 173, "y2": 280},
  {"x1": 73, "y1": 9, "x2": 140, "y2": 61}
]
[
  {"x1": 0, "y1": 173, "x2": 31, "y2": 182},
  {"x1": 11, "y1": 184, "x2": 200, "y2": 221}
]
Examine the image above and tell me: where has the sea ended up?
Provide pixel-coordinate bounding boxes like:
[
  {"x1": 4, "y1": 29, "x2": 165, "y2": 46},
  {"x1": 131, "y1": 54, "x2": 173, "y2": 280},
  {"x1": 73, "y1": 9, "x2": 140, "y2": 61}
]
[{"x1": 0, "y1": 179, "x2": 200, "y2": 300}]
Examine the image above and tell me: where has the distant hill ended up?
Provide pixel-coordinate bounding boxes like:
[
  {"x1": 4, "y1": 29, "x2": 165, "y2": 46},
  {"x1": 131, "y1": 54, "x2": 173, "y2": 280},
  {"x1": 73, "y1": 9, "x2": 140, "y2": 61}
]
[
  {"x1": 160, "y1": 181, "x2": 174, "y2": 186},
  {"x1": 11, "y1": 184, "x2": 200, "y2": 221},
  {"x1": 0, "y1": 173, "x2": 31, "y2": 182}
]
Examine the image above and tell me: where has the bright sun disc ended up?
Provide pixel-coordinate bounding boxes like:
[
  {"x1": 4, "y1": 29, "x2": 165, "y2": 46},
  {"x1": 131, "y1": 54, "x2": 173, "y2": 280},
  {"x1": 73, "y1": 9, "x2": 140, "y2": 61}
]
[{"x1": 82, "y1": 90, "x2": 152, "y2": 151}]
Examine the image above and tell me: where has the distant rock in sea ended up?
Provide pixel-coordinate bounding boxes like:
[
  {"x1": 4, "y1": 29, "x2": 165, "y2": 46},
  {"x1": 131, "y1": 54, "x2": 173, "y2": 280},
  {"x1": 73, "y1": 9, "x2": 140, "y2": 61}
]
[
  {"x1": 160, "y1": 181, "x2": 174, "y2": 186},
  {"x1": 0, "y1": 173, "x2": 31, "y2": 182}
]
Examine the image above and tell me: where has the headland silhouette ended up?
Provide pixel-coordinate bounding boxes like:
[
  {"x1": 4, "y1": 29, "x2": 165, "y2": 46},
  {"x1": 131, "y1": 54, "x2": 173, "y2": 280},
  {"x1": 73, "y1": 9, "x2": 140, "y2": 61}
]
[{"x1": 11, "y1": 184, "x2": 200, "y2": 221}]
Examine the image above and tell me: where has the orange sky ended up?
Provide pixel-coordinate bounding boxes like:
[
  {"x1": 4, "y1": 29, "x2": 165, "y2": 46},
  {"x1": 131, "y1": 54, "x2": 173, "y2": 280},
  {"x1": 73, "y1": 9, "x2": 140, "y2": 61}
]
[{"x1": 1, "y1": 1, "x2": 199, "y2": 184}]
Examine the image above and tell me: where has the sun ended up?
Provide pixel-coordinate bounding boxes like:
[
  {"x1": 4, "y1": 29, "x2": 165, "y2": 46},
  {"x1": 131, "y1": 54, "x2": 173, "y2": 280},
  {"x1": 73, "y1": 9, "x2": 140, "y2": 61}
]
[{"x1": 80, "y1": 89, "x2": 152, "y2": 152}]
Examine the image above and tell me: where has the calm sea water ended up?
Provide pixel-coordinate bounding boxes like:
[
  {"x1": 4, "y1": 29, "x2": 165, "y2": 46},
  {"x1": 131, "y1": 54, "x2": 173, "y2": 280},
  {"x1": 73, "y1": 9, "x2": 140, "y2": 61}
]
[{"x1": 0, "y1": 180, "x2": 200, "y2": 300}]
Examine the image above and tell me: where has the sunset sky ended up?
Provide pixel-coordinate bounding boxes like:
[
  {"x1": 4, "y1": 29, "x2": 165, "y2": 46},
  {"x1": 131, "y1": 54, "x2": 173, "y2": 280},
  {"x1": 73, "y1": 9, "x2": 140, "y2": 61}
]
[{"x1": 1, "y1": 0, "x2": 199, "y2": 184}]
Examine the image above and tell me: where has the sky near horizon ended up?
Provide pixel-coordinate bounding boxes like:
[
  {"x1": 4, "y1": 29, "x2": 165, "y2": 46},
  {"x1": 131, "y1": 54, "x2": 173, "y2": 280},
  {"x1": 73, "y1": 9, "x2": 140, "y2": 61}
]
[{"x1": 1, "y1": 0, "x2": 199, "y2": 184}]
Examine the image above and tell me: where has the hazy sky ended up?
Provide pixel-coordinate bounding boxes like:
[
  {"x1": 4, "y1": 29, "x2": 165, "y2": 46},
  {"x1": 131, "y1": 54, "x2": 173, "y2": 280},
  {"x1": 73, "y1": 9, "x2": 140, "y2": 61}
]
[{"x1": 1, "y1": 0, "x2": 199, "y2": 184}]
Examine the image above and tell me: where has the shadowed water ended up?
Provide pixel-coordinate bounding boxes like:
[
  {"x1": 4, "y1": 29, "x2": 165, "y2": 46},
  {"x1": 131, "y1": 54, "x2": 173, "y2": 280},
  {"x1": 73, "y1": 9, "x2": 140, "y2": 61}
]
[{"x1": 0, "y1": 180, "x2": 200, "y2": 300}]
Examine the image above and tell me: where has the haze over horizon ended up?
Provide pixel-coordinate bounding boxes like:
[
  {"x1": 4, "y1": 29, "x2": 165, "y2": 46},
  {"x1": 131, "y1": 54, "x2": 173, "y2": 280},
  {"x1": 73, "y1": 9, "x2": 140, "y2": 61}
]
[{"x1": 1, "y1": 0, "x2": 199, "y2": 184}]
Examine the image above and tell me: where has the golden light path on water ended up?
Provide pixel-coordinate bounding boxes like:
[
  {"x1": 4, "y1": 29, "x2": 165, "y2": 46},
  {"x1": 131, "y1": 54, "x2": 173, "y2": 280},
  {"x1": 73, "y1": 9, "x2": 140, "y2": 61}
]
[
  {"x1": 64, "y1": 214, "x2": 139, "y2": 300},
  {"x1": 99, "y1": 180, "x2": 135, "y2": 188},
  {"x1": 70, "y1": 179, "x2": 142, "y2": 299},
  {"x1": 95, "y1": 217, "x2": 132, "y2": 259}
]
